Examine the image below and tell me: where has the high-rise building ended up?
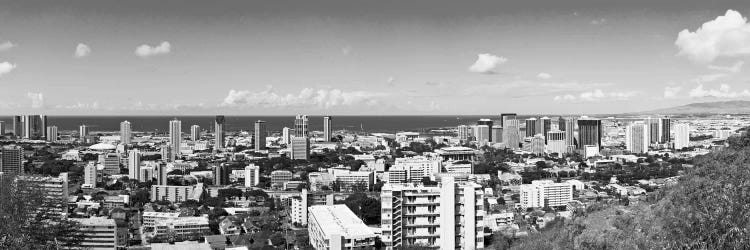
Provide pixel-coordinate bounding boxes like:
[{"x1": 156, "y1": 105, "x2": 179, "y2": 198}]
[
  {"x1": 559, "y1": 117, "x2": 577, "y2": 149},
  {"x1": 520, "y1": 180, "x2": 573, "y2": 209},
  {"x1": 525, "y1": 118, "x2": 538, "y2": 137},
  {"x1": 0, "y1": 121, "x2": 5, "y2": 136},
  {"x1": 309, "y1": 205, "x2": 377, "y2": 250},
  {"x1": 169, "y1": 119, "x2": 181, "y2": 160},
  {"x1": 22, "y1": 115, "x2": 46, "y2": 139},
  {"x1": 539, "y1": 117, "x2": 552, "y2": 142},
  {"x1": 473, "y1": 124, "x2": 490, "y2": 145},
  {"x1": 213, "y1": 164, "x2": 229, "y2": 186},
  {"x1": 491, "y1": 125, "x2": 503, "y2": 143},
  {"x1": 380, "y1": 177, "x2": 485, "y2": 249},
  {"x1": 477, "y1": 119, "x2": 494, "y2": 142},
  {"x1": 457, "y1": 125, "x2": 471, "y2": 141},
  {"x1": 244, "y1": 164, "x2": 260, "y2": 187},
  {"x1": 254, "y1": 120, "x2": 266, "y2": 151},
  {"x1": 282, "y1": 127, "x2": 291, "y2": 145},
  {"x1": 120, "y1": 121, "x2": 132, "y2": 145},
  {"x1": 46, "y1": 126, "x2": 58, "y2": 143},
  {"x1": 128, "y1": 149, "x2": 141, "y2": 180},
  {"x1": 659, "y1": 118, "x2": 671, "y2": 143},
  {"x1": 500, "y1": 113, "x2": 517, "y2": 127},
  {"x1": 12, "y1": 115, "x2": 22, "y2": 138},
  {"x1": 294, "y1": 115, "x2": 309, "y2": 137},
  {"x1": 156, "y1": 163, "x2": 168, "y2": 186},
  {"x1": 577, "y1": 117, "x2": 602, "y2": 149},
  {"x1": 503, "y1": 119, "x2": 521, "y2": 149},
  {"x1": 214, "y1": 115, "x2": 226, "y2": 149},
  {"x1": 0, "y1": 146, "x2": 24, "y2": 175},
  {"x1": 84, "y1": 162, "x2": 97, "y2": 188},
  {"x1": 626, "y1": 122, "x2": 649, "y2": 154},
  {"x1": 291, "y1": 137, "x2": 309, "y2": 160},
  {"x1": 645, "y1": 117, "x2": 660, "y2": 144},
  {"x1": 546, "y1": 130, "x2": 566, "y2": 155},
  {"x1": 99, "y1": 153, "x2": 120, "y2": 175},
  {"x1": 323, "y1": 116, "x2": 333, "y2": 142},
  {"x1": 531, "y1": 134, "x2": 545, "y2": 155},
  {"x1": 190, "y1": 125, "x2": 200, "y2": 141},
  {"x1": 79, "y1": 125, "x2": 90, "y2": 142},
  {"x1": 674, "y1": 123, "x2": 690, "y2": 150}
]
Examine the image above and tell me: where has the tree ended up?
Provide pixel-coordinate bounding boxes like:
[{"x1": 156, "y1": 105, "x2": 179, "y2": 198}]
[
  {"x1": 218, "y1": 188, "x2": 243, "y2": 200},
  {"x1": 342, "y1": 192, "x2": 381, "y2": 225},
  {"x1": 131, "y1": 189, "x2": 150, "y2": 206}
]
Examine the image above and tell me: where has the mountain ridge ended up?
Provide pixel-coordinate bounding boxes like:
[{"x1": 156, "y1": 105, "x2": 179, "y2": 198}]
[{"x1": 635, "y1": 100, "x2": 750, "y2": 115}]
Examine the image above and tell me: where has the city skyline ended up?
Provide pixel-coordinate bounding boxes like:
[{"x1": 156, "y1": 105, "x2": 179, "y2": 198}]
[{"x1": 0, "y1": 1, "x2": 749, "y2": 115}]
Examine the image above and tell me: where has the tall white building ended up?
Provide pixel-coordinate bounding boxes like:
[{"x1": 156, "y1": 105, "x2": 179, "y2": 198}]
[
  {"x1": 120, "y1": 121, "x2": 132, "y2": 145},
  {"x1": 244, "y1": 164, "x2": 260, "y2": 187},
  {"x1": 473, "y1": 124, "x2": 490, "y2": 145},
  {"x1": 291, "y1": 137, "x2": 309, "y2": 160},
  {"x1": 84, "y1": 162, "x2": 97, "y2": 188},
  {"x1": 546, "y1": 130, "x2": 566, "y2": 155},
  {"x1": 282, "y1": 127, "x2": 291, "y2": 145},
  {"x1": 169, "y1": 119, "x2": 181, "y2": 161},
  {"x1": 502, "y1": 119, "x2": 521, "y2": 149},
  {"x1": 519, "y1": 180, "x2": 573, "y2": 209},
  {"x1": 295, "y1": 114, "x2": 309, "y2": 137},
  {"x1": 626, "y1": 122, "x2": 649, "y2": 154},
  {"x1": 190, "y1": 125, "x2": 200, "y2": 141},
  {"x1": 380, "y1": 177, "x2": 485, "y2": 249},
  {"x1": 214, "y1": 115, "x2": 225, "y2": 149},
  {"x1": 457, "y1": 125, "x2": 471, "y2": 141},
  {"x1": 128, "y1": 149, "x2": 141, "y2": 180},
  {"x1": 673, "y1": 123, "x2": 690, "y2": 150},
  {"x1": 79, "y1": 124, "x2": 89, "y2": 142},
  {"x1": 46, "y1": 126, "x2": 58, "y2": 143},
  {"x1": 387, "y1": 156, "x2": 441, "y2": 183},
  {"x1": 308, "y1": 205, "x2": 377, "y2": 250},
  {"x1": 99, "y1": 153, "x2": 120, "y2": 175},
  {"x1": 323, "y1": 116, "x2": 332, "y2": 142}
]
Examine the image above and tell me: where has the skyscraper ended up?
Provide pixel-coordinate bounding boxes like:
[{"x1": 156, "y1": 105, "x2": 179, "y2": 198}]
[
  {"x1": 674, "y1": 123, "x2": 690, "y2": 150},
  {"x1": 473, "y1": 125, "x2": 490, "y2": 145},
  {"x1": 500, "y1": 113, "x2": 517, "y2": 127},
  {"x1": 491, "y1": 125, "x2": 503, "y2": 143},
  {"x1": 291, "y1": 137, "x2": 309, "y2": 160},
  {"x1": 190, "y1": 125, "x2": 201, "y2": 141},
  {"x1": 546, "y1": 130, "x2": 566, "y2": 155},
  {"x1": 577, "y1": 117, "x2": 602, "y2": 149},
  {"x1": 525, "y1": 118, "x2": 538, "y2": 137},
  {"x1": 213, "y1": 164, "x2": 229, "y2": 186},
  {"x1": 79, "y1": 125, "x2": 89, "y2": 142},
  {"x1": 457, "y1": 125, "x2": 471, "y2": 141},
  {"x1": 503, "y1": 119, "x2": 521, "y2": 149},
  {"x1": 560, "y1": 117, "x2": 577, "y2": 148},
  {"x1": 120, "y1": 121, "x2": 132, "y2": 145},
  {"x1": 659, "y1": 118, "x2": 671, "y2": 143},
  {"x1": 539, "y1": 117, "x2": 552, "y2": 142},
  {"x1": 0, "y1": 146, "x2": 24, "y2": 175},
  {"x1": 99, "y1": 153, "x2": 120, "y2": 175},
  {"x1": 294, "y1": 115, "x2": 309, "y2": 137},
  {"x1": 645, "y1": 117, "x2": 660, "y2": 144},
  {"x1": 214, "y1": 115, "x2": 225, "y2": 149},
  {"x1": 22, "y1": 115, "x2": 46, "y2": 139},
  {"x1": 128, "y1": 149, "x2": 141, "y2": 180},
  {"x1": 0, "y1": 121, "x2": 5, "y2": 136},
  {"x1": 156, "y1": 162, "x2": 168, "y2": 186},
  {"x1": 626, "y1": 122, "x2": 649, "y2": 154},
  {"x1": 84, "y1": 162, "x2": 97, "y2": 188},
  {"x1": 254, "y1": 120, "x2": 266, "y2": 151},
  {"x1": 169, "y1": 119, "x2": 181, "y2": 160},
  {"x1": 477, "y1": 119, "x2": 494, "y2": 142},
  {"x1": 323, "y1": 116, "x2": 333, "y2": 142},
  {"x1": 12, "y1": 115, "x2": 22, "y2": 138},
  {"x1": 282, "y1": 127, "x2": 291, "y2": 145},
  {"x1": 46, "y1": 126, "x2": 58, "y2": 143},
  {"x1": 244, "y1": 164, "x2": 260, "y2": 187}
]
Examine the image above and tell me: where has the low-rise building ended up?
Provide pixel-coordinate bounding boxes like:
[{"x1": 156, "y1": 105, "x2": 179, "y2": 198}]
[
  {"x1": 308, "y1": 205, "x2": 377, "y2": 250},
  {"x1": 71, "y1": 217, "x2": 118, "y2": 250}
]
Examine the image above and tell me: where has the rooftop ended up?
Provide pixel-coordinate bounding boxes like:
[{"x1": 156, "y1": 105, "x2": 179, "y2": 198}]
[{"x1": 309, "y1": 205, "x2": 375, "y2": 239}]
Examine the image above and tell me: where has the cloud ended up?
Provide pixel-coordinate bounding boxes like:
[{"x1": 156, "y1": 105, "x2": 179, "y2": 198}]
[
  {"x1": 0, "y1": 62, "x2": 16, "y2": 76},
  {"x1": 695, "y1": 73, "x2": 727, "y2": 82},
  {"x1": 675, "y1": 9, "x2": 750, "y2": 63},
  {"x1": 74, "y1": 43, "x2": 91, "y2": 58},
  {"x1": 689, "y1": 84, "x2": 750, "y2": 98},
  {"x1": 0, "y1": 41, "x2": 16, "y2": 51},
  {"x1": 664, "y1": 86, "x2": 682, "y2": 98},
  {"x1": 468, "y1": 53, "x2": 507, "y2": 74},
  {"x1": 553, "y1": 89, "x2": 636, "y2": 102},
  {"x1": 537, "y1": 72, "x2": 552, "y2": 79},
  {"x1": 708, "y1": 60, "x2": 744, "y2": 73},
  {"x1": 135, "y1": 41, "x2": 171, "y2": 57},
  {"x1": 590, "y1": 18, "x2": 607, "y2": 25},
  {"x1": 220, "y1": 86, "x2": 383, "y2": 109},
  {"x1": 26, "y1": 92, "x2": 44, "y2": 109},
  {"x1": 55, "y1": 101, "x2": 100, "y2": 110}
]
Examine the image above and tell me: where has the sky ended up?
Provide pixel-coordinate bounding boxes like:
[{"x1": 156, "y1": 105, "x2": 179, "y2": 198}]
[{"x1": 1, "y1": 0, "x2": 750, "y2": 115}]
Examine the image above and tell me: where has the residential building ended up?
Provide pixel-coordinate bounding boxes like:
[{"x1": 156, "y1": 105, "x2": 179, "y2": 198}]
[
  {"x1": 0, "y1": 145, "x2": 23, "y2": 175},
  {"x1": 519, "y1": 180, "x2": 573, "y2": 209},
  {"x1": 99, "y1": 153, "x2": 120, "y2": 175},
  {"x1": 323, "y1": 116, "x2": 333, "y2": 142},
  {"x1": 626, "y1": 122, "x2": 649, "y2": 154},
  {"x1": 546, "y1": 130, "x2": 566, "y2": 155},
  {"x1": 215, "y1": 115, "x2": 225, "y2": 149},
  {"x1": 290, "y1": 137, "x2": 310, "y2": 160},
  {"x1": 254, "y1": 120, "x2": 266, "y2": 151},
  {"x1": 308, "y1": 205, "x2": 377, "y2": 250},
  {"x1": 559, "y1": 117, "x2": 577, "y2": 149},
  {"x1": 477, "y1": 119, "x2": 494, "y2": 142},
  {"x1": 244, "y1": 165, "x2": 260, "y2": 187},
  {"x1": 290, "y1": 189, "x2": 334, "y2": 226},
  {"x1": 539, "y1": 117, "x2": 552, "y2": 142},
  {"x1": 169, "y1": 119, "x2": 181, "y2": 161},
  {"x1": 128, "y1": 149, "x2": 141, "y2": 180},
  {"x1": 335, "y1": 170, "x2": 373, "y2": 192},
  {"x1": 84, "y1": 162, "x2": 97, "y2": 188},
  {"x1": 142, "y1": 212, "x2": 180, "y2": 228},
  {"x1": 79, "y1": 124, "x2": 89, "y2": 142},
  {"x1": 153, "y1": 216, "x2": 210, "y2": 239},
  {"x1": 491, "y1": 125, "x2": 503, "y2": 143},
  {"x1": 190, "y1": 125, "x2": 201, "y2": 141},
  {"x1": 473, "y1": 125, "x2": 490, "y2": 145},
  {"x1": 46, "y1": 126, "x2": 58, "y2": 142},
  {"x1": 531, "y1": 134, "x2": 545, "y2": 155},
  {"x1": 503, "y1": 119, "x2": 520, "y2": 149},
  {"x1": 282, "y1": 127, "x2": 292, "y2": 145},
  {"x1": 22, "y1": 115, "x2": 46, "y2": 139},
  {"x1": 271, "y1": 170, "x2": 293, "y2": 185},
  {"x1": 150, "y1": 184, "x2": 204, "y2": 202},
  {"x1": 457, "y1": 125, "x2": 471, "y2": 141},
  {"x1": 295, "y1": 114, "x2": 309, "y2": 137},
  {"x1": 674, "y1": 123, "x2": 690, "y2": 150},
  {"x1": 71, "y1": 217, "x2": 118, "y2": 250},
  {"x1": 213, "y1": 164, "x2": 229, "y2": 186},
  {"x1": 659, "y1": 118, "x2": 671, "y2": 143},
  {"x1": 120, "y1": 121, "x2": 132, "y2": 145}
]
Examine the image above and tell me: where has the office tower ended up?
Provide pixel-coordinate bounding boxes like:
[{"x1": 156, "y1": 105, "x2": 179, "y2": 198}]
[
  {"x1": 22, "y1": 115, "x2": 46, "y2": 139},
  {"x1": 79, "y1": 125, "x2": 89, "y2": 142},
  {"x1": 12, "y1": 115, "x2": 22, "y2": 137},
  {"x1": 99, "y1": 153, "x2": 120, "y2": 175},
  {"x1": 323, "y1": 116, "x2": 333, "y2": 142},
  {"x1": 84, "y1": 162, "x2": 97, "y2": 187},
  {"x1": 457, "y1": 125, "x2": 471, "y2": 141},
  {"x1": 0, "y1": 121, "x2": 5, "y2": 135},
  {"x1": 525, "y1": 118, "x2": 538, "y2": 137},
  {"x1": 46, "y1": 126, "x2": 58, "y2": 142},
  {"x1": 560, "y1": 117, "x2": 577, "y2": 148},
  {"x1": 214, "y1": 115, "x2": 225, "y2": 149},
  {"x1": 659, "y1": 118, "x2": 671, "y2": 143},
  {"x1": 213, "y1": 164, "x2": 229, "y2": 186},
  {"x1": 626, "y1": 122, "x2": 649, "y2": 154},
  {"x1": 500, "y1": 113, "x2": 517, "y2": 127},
  {"x1": 156, "y1": 163, "x2": 168, "y2": 186},
  {"x1": 128, "y1": 149, "x2": 141, "y2": 180},
  {"x1": 473, "y1": 125, "x2": 490, "y2": 145},
  {"x1": 308, "y1": 205, "x2": 377, "y2": 250},
  {"x1": 491, "y1": 125, "x2": 503, "y2": 143},
  {"x1": 254, "y1": 120, "x2": 266, "y2": 151},
  {"x1": 503, "y1": 119, "x2": 521, "y2": 149},
  {"x1": 281, "y1": 127, "x2": 292, "y2": 145},
  {"x1": 244, "y1": 164, "x2": 260, "y2": 187},
  {"x1": 645, "y1": 117, "x2": 660, "y2": 144},
  {"x1": 577, "y1": 117, "x2": 602, "y2": 149},
  {"x1": 190, "y1": 125, "x2": 200, "y2": 141},
  {"x1": 477, "y1": 119, "x2": 494, "y2": 141},
  {"x1": 380, "y1": 177, "x2": 485, "y2": 249},
  {"x1": 0, "y1": 146, "x2": 24, "y2": 175},
  {"x1": 539, "y1": 117, "x2": 552, "y2": 142},
  {"x1": 520, "y1": 180, "x2": 573, "y2": 209},
  {"x1": 169, "y1": 119, "x2": 181, "y2": 159},
  {"x1": 291, "y1": 137, "x2": 310, "y2": 160},
  {"x1": 531, "y1": 134, "x2": 545, "y2": 155},
  {"x1": 294, "y1": 114, "x2": 309, "y2": 137},
  {"x1": 674, "y1": 123, "x2": 690, "y2": 150},
  {"x1": 546, "y1": 130, "x2": 566, "y2": 155},
  {"x1": 120, "y1": 120, "x2": 132, "y2": 145}
]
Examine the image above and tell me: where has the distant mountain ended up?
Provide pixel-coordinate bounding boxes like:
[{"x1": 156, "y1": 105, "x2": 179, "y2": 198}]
[{"x1": 638, "y1": 100, "x2": 750, "y2": 115}]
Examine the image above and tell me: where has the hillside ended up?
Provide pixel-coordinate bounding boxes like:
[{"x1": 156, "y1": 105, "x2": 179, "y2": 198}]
[{"x1": 637, "y1": 100, "x2": 750, "y2": 115}]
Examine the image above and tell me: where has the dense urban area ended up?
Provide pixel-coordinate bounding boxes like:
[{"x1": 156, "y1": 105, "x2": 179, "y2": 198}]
[{"x1": 0, "y1": 113, "x2": 748, "y2": 249}]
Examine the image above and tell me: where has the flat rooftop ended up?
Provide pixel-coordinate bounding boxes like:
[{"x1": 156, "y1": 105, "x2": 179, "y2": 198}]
[{"x1": 309, "y1": 205, "x2": 375, "y2": 239}]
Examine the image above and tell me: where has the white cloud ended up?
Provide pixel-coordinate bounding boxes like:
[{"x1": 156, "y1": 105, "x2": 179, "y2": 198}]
[
  {"x1": 553, "y1": 89, "x2": 636, "y2": 102},
  {"x1": 708, "y1": 60, "x2": 744, "y2": 73},
  {"x1": 0, "y1": 62, "x2": 16, "y2": 76},
  {"x1": 220, "y1": 86, "x2": 382, "y2": 109},
  {"x1": 695, "y1": 73, "x2": 727, "y2": 82},
  {"x1": 55, "y1": 101, "x2": 100, "y2": 110},
  {"x1": 675, "y1": 9, "x2": 750, "y2": 63},
  {"x1": 689, "y1": 84, "x2": 750, "y2": 98},
  {"x1": 135, "y1": 41, "x2": 171, "y2": 58},
  {"x1": 664, "y1": 86, "x2": 682, "y2": 98},
  {"x1": 468, "y1": 53, "x2": 507, "y2": 74},
  {"x1": 26, "y1": 92, "x2": 44, "y2": 109},
  {"x1": 537, "y1": 72, "x2": 552, "y2": 79},
  {"x1": 590, "y1": 18, "x2": 607, "y2": 25},
  {"x1": 74, "y1": 43, "x2": 91, "y2": 58},
  {"x1": 0, "y1": 41, "x2": 16, "y2": 51}
]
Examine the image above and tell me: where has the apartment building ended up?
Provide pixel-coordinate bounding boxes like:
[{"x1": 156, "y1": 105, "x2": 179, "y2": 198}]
[
  {"x1": 308, "y1": 205, "x2": 377, "y2": 250},
  {"x1": 519, "y1": 180, "x2": 573, "y2": 209}
]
